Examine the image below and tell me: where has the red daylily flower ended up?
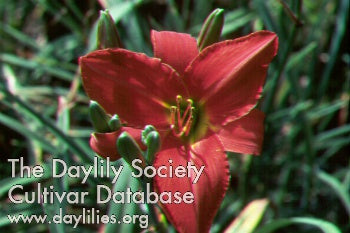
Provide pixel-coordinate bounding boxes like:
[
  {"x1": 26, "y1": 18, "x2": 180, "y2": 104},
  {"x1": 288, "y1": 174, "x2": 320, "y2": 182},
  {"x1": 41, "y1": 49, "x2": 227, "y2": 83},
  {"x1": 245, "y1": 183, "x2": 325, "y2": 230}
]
[{"x1": 80, "y1": 30, "x2": 278, "y2": 233}]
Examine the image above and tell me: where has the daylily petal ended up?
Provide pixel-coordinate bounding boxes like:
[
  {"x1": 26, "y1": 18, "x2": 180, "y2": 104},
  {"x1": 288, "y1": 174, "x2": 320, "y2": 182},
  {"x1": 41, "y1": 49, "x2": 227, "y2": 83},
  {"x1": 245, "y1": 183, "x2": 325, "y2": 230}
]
[
  {"x1": 151, "y1": 30, "x2": 199, "y2": 75},
  {"x1": 90, "y1": 127, "x2": 144, "y2": 160},
  {"x1": 216, "y1": 109, "x2": 265, "y2": 155},
  {"x1": 185, "y1": 31, "x2": 278, "y2": 125},
  {"x1": 80, "y1": 49, "x2": 187, "y2": 129},
  {"x1": 153, "y1": 133, "x2": 229, "y2": 233}
]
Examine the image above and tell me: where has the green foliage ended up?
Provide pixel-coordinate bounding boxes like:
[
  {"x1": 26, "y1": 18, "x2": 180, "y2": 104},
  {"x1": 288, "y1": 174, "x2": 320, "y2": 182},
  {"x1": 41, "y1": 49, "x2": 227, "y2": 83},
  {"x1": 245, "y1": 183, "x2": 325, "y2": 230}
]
[{"x1": 0, "y1": 0, "x2": 348, "y2": 232}]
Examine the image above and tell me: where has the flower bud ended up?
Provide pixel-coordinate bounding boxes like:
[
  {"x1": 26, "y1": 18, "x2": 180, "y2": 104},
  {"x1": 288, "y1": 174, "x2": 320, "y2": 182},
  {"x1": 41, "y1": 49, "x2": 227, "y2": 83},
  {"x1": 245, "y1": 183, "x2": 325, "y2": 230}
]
[
  {"x1": 145, "y1": 131, "x2": 161, "y2": 164},
  {"x1": 89, "y1": 100, "x2": 111, "y2": 133},
  {"x1": 97, "y1": 10, "x2": 123, "y2": 49},
  {"x1": 117, "y1": 132, "x2": 145, "y2": 168},
  {"x1": 108, "y1": 114, "x2": 122, "y2": 131},
  {"x1": 197, "y1": 8, "x2": 224, "y2": 51},
  {"x1": 142, "y1": 125, "x2": 156, "y2": 145}
]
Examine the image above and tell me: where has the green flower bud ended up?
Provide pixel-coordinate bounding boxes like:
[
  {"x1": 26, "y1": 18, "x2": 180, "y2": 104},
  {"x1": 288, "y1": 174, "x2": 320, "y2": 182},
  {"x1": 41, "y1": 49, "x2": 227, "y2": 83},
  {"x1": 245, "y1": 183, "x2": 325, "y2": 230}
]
[
  {"x1": 142, "y1": 125, "x2": 156, "y2": 145},
  {"x1": 89, "y1": 100, "x2": 111, "y2": 133},
  {"x1": 97, "y1": 10, "x2": 123, "y2": 49},
  {"x1": 117, "y1": 132, "x2": 145, "y2": 168},
  {"x1": 108, "y1": 114, "x2": 122, "y2": 131},
  {"x1": 197, "y1": 8, "x2": 224, "y2": 51},
  {"x1": 145, "y1": 131, "x2": 161, "y2": 164}
]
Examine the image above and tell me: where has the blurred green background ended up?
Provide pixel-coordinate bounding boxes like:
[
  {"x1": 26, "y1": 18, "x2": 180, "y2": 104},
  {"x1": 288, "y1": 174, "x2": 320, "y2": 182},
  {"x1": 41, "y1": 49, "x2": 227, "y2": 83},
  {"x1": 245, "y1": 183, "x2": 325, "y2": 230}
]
[{"x1": 0, "y1": 0, "x2": 349, "y2": 232}]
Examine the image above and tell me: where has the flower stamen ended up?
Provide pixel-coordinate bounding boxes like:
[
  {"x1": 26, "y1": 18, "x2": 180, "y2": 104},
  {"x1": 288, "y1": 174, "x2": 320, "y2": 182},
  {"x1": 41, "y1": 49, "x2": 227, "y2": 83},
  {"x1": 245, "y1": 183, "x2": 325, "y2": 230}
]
[
  {"x1": 176, "y1": 95, "x2": 182, "y2": 127},
  {"x1": 170, "y1": 96, "x2": 194, "y2": 138},
  {"x1": 170, "y1": 106, "x2": 177, "y2": 130}
]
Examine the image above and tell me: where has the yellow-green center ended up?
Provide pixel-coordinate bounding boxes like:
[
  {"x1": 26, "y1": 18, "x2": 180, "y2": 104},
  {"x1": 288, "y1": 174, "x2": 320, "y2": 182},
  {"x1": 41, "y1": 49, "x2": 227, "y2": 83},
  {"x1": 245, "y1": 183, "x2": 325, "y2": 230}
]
[{"x1": 169, "y1": 95, "x2": 208, "y2": 143}]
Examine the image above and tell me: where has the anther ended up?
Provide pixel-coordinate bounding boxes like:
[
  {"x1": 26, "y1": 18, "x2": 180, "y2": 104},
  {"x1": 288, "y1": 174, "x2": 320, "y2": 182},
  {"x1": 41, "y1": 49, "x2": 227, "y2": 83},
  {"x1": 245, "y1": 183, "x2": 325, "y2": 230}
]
[{"x1": 176, "y1": 95, "x2": 182, "y2": 103}]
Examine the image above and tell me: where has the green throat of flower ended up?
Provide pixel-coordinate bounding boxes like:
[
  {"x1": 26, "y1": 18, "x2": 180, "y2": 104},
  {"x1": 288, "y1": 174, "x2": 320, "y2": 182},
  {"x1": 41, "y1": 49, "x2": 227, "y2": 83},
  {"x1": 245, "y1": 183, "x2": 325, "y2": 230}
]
[{"x1": 169, "y1": 95, "x2": 208, "y2": 143}]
